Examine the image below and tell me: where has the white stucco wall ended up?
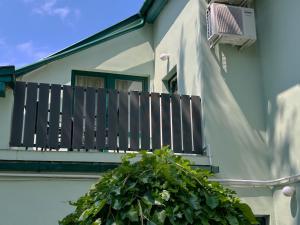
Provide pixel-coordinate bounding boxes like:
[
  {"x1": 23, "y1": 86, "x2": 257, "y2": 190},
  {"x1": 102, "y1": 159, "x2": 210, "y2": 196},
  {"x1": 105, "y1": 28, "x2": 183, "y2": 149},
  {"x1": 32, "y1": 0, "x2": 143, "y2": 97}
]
[
  {"x1": 152, "y1": 0, "x2": 273, "y2": 221},
  {"x1": 256, "y1": 0, "x2": 300, "y2": 179},
  {"x1": 0, "y1": 88, "x2": 14, "y2": 149},
  {"x1": 255, "y1": 0, "x2": 300, "y2": 224},
  {"x1": 0, "y1": 178, "x2": 95, "y2": 225},
  {"x1": 2, "y1": 0, "x2": 299, "y2": 223},
  {"x1": 153, "y1": 0, "x2": 269, "y2": 179}
]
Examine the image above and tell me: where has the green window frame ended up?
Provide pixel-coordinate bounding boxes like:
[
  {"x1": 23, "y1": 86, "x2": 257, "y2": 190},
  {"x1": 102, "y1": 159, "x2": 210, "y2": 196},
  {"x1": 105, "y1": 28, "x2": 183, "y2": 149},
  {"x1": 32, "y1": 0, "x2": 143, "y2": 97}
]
[
  {"x1": 256, "y1": 216, "x2": 269, "y2": 225},
  {"x1": 162, "y1": 65, "x2": 178, "y2": 94},
  {"x1": 71, "y1": 70, "x2": 148, "y2": 91}
]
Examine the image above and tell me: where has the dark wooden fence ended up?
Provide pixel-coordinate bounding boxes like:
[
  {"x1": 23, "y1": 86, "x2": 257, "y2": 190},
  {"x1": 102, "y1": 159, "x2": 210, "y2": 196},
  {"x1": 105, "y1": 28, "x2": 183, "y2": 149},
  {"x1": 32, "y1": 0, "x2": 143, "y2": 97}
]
[{"x1": 10, "y1": 82, "x2": 203, "y2": 154}]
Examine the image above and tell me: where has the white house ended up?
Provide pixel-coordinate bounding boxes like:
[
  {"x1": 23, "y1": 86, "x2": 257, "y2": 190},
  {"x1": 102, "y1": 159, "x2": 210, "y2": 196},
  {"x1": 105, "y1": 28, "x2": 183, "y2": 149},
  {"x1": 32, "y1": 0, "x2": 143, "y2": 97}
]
[{"x1": 0, "y1": 0, "x2": 300, "y2": 224}]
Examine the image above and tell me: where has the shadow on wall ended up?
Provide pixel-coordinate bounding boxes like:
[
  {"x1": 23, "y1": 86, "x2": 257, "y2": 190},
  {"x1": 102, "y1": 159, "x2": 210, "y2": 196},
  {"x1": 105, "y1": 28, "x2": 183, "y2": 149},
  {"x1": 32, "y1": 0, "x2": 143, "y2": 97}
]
[
  {"x1": 267, "y1": 85, "x2": 300, "y2": 178},
  {"x1": 254, "y1": 0, "x2": 300, "y2": 181},
  {"x1": 154, "y1": 0, "x2": 189, "y2": 46},
  {"x1": 193, "y1": 0, "x2": 270, "y2": 179}
]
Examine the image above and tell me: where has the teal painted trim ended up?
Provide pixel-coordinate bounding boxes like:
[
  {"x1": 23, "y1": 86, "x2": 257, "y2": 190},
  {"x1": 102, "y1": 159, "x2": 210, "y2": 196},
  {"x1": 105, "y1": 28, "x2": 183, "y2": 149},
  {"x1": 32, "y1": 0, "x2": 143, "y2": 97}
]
[
  {"x1": 0, "y1": 66, "x2": 15, "y2": 75},
  {"x1": 15, "y1": 15, "x2": 145, "y2": 77},
  {"x1": 0, "y1": 66, "x2": 15, "y2": 97},
  {"x1": 0, "y1": 82, "x2": 5, "y2": 97},
  {"x1": 162, "y1": 65, "x2": 177, "y2": 93},
  {"x1": 0, "y1": 160, "x2": 219, "y2": 173},
  {"x1": 145, "y1": 0, "x2": 168, "y2": 23},
  {"x1": 139, "y1": 0, "x2": 167, "y2": 23},
  {"x1": 0, "y1": 76, "x2": 13, "y2": 83},
  {"x1": 71, "y1": 70, "x2": 149, "y2": 91},
  {"x1": 140, "y1": 0, "x2": 154, "y2": 16},
  {"x1": 49, "y1": 14, "x2": 142, "y2": 58},
  {"x1": 0, "y1": 160, "x2": 119, "y2": 173}
]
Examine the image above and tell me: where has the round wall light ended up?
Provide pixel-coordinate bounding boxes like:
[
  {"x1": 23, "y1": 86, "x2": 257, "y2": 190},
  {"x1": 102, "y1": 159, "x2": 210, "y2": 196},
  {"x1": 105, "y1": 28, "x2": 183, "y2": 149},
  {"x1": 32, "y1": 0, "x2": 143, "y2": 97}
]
[
  {"x1": 159, "y1": 53, "x2": 171, "y2": 61},
  {"x1": 282, "y1": 186, "x2": 296, "y2": 197}
]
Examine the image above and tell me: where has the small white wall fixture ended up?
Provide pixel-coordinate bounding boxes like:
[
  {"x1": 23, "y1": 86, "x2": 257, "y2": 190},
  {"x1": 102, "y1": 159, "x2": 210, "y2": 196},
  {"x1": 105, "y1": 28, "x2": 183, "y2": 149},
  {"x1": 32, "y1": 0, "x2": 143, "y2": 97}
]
[
  {"x1": 282, "y1": 186, "x2": 296, "y2": 197},
  {"x1": 159, "y1": 53, "x2": 171, "y2": 61}
]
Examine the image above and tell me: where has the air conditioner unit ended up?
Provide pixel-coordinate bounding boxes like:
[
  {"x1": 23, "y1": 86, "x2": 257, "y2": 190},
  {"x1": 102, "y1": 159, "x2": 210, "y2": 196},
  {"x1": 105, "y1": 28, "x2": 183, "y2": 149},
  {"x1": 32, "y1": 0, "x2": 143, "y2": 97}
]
[
  {"x1": 209, "y1": 0, "x2": 246, "y2": 5},
  {"x1": 206, "y1": 3, "x2": 256, "y2": 48}
]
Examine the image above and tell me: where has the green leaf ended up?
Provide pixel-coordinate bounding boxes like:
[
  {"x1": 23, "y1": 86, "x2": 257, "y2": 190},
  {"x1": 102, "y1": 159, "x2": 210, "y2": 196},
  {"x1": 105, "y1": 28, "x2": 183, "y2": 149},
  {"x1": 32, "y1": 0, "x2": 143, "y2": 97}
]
[
  {"x1": 92, "y1": 218, "x2": 102, "y2": 225},
  {"x1": 200, "y1": 217, "x2": 210, "y2": 225},
  {"x1": 127, "y1": 207, "x2": 139, "y2": 222},
  {"x1": 184, "y1": 208, "x2": 193, "y2": 224},
  {"x1": 206, "y1": 195, "x2": 219, "y2": 209},
  {"x1": 93, "y1": 199, "x2": 106, "y2": 216},
  {"x1": 188, "y1": 194, "x2": 200, "y2": 210},
  {"x1": 112, "y1": 199, "x2": 122, "y2": 210},
  {"x1": 111, "y1": 187, "x2": 121, "y2": 195},
  {"x1": 141, "y1": 177, "x2": 149, "y2": 183},
  {"x1": 153, "y1": 210, "x2": 166, "y2": 224},
  {"x1": 226, "y1": 215, "x2": 239, "y2": 225},
  {"x1": 237, "y1": 203, "x2": 258, "y2": 224},
  {"x1": 142, "y1": 193, "x2": 155, "y2": 206},
  {"x1": 79, "y1": 208, "x2": 93, "y2": 221}
]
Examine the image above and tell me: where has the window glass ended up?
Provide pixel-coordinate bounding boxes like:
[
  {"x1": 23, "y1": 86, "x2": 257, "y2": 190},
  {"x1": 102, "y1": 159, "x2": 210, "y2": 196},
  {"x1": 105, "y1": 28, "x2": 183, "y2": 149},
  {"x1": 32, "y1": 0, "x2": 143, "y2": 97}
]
[
  {"x1": 76, "y1": 76, "x2": 105, "y2": 89},
  {"x1": 168, "y1": 74, "x2": 178, "y2": 94},
  {"x1": 256, "y1": 216, "x2": 268, "y2": 225},
  {"x1": 115, "y1": 79, "x2": 143, "y2": 92}
]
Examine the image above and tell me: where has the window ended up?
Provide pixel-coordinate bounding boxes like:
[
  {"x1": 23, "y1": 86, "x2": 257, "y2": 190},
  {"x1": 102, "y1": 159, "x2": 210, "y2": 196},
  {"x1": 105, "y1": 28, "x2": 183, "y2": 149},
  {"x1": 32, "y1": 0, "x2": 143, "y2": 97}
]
[
  {"x1": 256, "y1": 216, "x2": 269, "y2": 225},
  {"x1": 115, "y1": 79, "x2": 143, "y2": 92},
  {"x1": 168, "y1": 73, "x2": 178, "y2": 94},
  {"x1": 75, "y1": 75, "x2": 105, "y2": 89},
  {"x1": 72, "y1": 70, "x2": 148, "y2": 92},
  {"x1": 162, "y1": 66, "x2": 178, "y2": 94}
]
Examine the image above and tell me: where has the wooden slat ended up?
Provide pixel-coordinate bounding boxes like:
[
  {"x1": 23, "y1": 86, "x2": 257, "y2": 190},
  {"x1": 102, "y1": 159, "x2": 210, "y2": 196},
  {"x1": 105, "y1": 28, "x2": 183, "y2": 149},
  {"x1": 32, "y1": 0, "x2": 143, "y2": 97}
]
[
  {"x1": 84, "y1": 87, "x2": 96, "y2": 150},
  {"x1": 107, "y1": 90, "x2": 118, "y2": 150},
  {"x1": 181, "y1": 95, "x2": 192, "y2": 153},
  {"x1": 60, "y1": 85, "x2": 73, "y2": 148},
  {"x1": 130, "y1": 91, "x2": 139, "y2": 151},
  {"x1": 96, "y1": 89, "x2": 106, "y2": 150},
  {"x1": 10, "y1": 82, "x2": 26, "y2": 146},
  {"x1": 118, "y1": 91, "x2": 128, "y2": 150},
  {"x1": 48, "y1": 84, "x2": 61, "y2": 149},
  {"x1": 23, "y1": 83, "x2": 38, "y2": 147},
  {"x1": 151, "y1": 93, "x2": 161, "y2": 150},
  {"x1": 191, "y1": 96, "x2": 203, "y2": 154},
  {"x1": 171, "y1": 95, "x2": 182, "y2": 153},
  {"x1": 36, "y1": 83, "x2": 49, "y2": 148},
  {"x1": 140, "y1": 92, "x2": 150, "y2": 150},
  {"x1": 161, "y1": 93, "x2": 171, "y2": 148},
  {"x1": 72, "y1": 86, "x2": 84, "y2": 149}
]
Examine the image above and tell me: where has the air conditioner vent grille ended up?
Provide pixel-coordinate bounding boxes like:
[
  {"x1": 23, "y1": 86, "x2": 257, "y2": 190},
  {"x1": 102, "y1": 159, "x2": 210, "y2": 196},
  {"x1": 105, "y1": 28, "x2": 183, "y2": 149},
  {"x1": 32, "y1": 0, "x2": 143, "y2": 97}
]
[{"x1": 214, "y1": 4, "x2": 243, "y2": 35}]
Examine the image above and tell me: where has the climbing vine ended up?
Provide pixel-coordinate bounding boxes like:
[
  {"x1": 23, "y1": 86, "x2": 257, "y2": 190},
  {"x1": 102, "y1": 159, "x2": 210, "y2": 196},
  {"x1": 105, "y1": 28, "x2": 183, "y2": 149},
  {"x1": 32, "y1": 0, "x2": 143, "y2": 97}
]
[{"x1": 59, "y1": 148, "x2": 257, "y2": 225}]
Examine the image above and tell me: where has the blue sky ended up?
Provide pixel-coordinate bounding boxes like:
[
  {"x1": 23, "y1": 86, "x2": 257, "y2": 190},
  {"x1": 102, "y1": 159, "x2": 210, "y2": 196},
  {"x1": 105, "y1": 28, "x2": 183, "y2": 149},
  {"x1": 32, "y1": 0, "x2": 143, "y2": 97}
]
[{"x1": 0, "y1": 0, "x2": 144, "y2": 68}]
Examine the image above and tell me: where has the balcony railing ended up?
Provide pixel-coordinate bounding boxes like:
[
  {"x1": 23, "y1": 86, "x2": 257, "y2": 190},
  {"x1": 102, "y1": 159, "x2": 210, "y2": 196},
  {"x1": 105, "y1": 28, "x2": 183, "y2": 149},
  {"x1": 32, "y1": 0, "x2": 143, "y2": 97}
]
[{"x1": 9, "y1": 82, "x2": 203, "y2": 154}]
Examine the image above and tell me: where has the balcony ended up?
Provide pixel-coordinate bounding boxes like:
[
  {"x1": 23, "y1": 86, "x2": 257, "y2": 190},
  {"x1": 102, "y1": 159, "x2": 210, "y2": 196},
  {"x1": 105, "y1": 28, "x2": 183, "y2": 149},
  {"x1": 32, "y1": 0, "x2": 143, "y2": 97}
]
[{"x1": 9, "y1": 81, "x2": 204, "y2": 155}]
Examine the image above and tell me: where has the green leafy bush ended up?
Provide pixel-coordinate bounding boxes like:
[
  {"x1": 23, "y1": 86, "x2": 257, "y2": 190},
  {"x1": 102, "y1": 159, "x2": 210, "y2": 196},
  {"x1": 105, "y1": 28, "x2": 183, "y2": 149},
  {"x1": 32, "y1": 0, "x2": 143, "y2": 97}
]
[{"x1": 59, "y1": 148, "x2": 257, "y2": 225}]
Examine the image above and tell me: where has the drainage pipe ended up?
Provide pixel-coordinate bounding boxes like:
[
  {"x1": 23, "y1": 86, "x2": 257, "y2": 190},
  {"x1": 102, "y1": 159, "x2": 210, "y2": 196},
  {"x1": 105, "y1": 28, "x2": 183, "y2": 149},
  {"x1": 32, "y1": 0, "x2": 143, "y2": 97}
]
[{"x1": 1, "y1": 172, "x2": 300, "y2": 188}]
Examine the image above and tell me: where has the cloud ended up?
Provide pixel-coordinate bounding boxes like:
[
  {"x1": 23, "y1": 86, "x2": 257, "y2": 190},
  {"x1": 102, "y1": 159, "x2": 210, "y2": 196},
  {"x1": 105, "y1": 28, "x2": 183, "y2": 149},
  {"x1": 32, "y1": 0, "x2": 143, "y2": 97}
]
[
  {"x1": 33, "y1": 0, "x2": 71, "y2": 20},
  {"x1": 17, "y1": 41, "x2": 50, "y2": 60},
  {"x1": 0, "y1": 37, "x2": 52, "y2": 68}
]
